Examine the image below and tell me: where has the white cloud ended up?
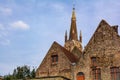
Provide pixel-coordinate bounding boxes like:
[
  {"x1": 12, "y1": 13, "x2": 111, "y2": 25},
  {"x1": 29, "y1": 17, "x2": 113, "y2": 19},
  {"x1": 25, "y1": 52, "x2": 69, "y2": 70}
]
[
  {"x1": 0, "y1": 7, "x2": 12, "y2": 15},
  {"x1": 0, "y1": 21, "x2": 30, "y2": 46},
  {"x1": 10, "y1": 20, "x2": 30, "y2": 30}
]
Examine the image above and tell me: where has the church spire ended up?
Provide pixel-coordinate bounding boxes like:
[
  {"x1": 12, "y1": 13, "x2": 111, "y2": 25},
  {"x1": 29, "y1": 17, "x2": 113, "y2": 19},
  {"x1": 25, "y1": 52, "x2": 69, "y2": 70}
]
[{"x1": 69, "y1": 6, "x2": 78, "y2": 41}]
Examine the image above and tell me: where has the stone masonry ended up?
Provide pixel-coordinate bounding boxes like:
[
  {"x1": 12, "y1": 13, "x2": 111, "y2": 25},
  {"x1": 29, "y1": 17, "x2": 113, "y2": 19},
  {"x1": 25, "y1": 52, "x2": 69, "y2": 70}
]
[{"x1": 36, "y1": 7, "x2": 120, "y2": 80}]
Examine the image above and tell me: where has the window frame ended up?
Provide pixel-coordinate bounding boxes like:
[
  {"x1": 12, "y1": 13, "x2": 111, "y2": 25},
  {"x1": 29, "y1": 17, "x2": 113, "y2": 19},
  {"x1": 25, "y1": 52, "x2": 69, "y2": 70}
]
[
  {"x1": 92, "y1": 68, "x2": 101, "y2": 80},
  {"x1": 91, "y1": 57, "x2": 97, "y2": 67},
  {"x1": 51, "y1": 54, "x2": 58, "y2": 64},
  {"x1": 110, "y1": 67, "x2": 120, "y2": 80}
]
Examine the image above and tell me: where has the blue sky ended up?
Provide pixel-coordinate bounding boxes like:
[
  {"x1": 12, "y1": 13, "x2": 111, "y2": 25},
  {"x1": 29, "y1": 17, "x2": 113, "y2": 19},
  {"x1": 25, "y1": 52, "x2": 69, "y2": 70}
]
[{"x1": 0, "y1": 0, "x2": 120, "y2": 76}]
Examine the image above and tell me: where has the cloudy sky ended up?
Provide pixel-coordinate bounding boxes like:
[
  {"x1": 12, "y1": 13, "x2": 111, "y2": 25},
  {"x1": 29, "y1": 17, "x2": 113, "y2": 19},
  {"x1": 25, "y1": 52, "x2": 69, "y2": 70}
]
[{"x1": 0, "y1": 0, "x2": 120, "y2": 76}]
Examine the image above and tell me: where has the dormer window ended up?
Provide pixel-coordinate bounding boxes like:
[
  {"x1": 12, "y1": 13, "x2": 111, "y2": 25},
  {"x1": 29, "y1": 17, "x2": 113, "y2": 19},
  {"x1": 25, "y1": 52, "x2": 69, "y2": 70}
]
[{"x1": 51, "y1": 55, "x2": 58, "y2": 63}]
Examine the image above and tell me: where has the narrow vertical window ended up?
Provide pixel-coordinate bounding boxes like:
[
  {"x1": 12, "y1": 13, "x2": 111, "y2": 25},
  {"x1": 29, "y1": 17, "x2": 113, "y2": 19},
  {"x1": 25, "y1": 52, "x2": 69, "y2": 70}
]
[
  {"x1": 92, "y1": 68, "x2": 101, "y2": 80},
  {"x1": 91, "y1": 57, "x2": 97, "y2": 67}
]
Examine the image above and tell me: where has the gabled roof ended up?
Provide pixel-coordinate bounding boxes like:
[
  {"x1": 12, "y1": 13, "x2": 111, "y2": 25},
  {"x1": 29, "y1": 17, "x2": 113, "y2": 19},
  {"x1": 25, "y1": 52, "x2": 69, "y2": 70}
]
[
  {"x1": 94, "y1": 19, "x2": 110, "y2": 32},
  {"x1": 53, "y1": 41, "x2": 79, "y2": 63},
  {"x1": 84, "y1": 19, "x2": 120, "y2": 51},
  {"x1": 84, "y1": 19, "x2": 111, "y2": 50}
]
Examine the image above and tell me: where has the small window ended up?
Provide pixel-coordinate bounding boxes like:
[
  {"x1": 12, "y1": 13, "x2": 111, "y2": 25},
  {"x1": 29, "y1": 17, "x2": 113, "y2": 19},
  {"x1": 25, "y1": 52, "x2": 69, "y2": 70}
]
[
  {"x1": 91, "y1": 57, "x2": 97, "y2": 67},
  {"x1": 51, "y1": 55, "x2": 58, "y2": 63}
]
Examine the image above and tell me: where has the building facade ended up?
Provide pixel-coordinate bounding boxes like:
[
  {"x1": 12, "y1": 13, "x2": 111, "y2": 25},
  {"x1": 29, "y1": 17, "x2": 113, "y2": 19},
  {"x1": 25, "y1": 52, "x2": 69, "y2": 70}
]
[{"x1": 36, "y1": 7, "x2": 120, "y2": 80}]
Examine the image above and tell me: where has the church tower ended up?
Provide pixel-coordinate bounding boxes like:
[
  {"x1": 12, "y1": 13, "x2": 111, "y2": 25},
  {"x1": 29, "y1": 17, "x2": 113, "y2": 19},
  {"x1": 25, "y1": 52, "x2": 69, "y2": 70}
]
[{"x1": 64, "y1": 7, "x2": 82, "y2": 53}]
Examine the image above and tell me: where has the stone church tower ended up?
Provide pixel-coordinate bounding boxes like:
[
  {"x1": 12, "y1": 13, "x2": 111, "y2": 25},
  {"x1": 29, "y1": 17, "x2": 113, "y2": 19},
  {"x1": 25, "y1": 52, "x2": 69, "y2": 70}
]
[
  {"x1": 36, "y1": 6, "x2": 120, "y2": 80},
  {"x1": 64, "y1": 7, "x2": 82, "y2": 58}
]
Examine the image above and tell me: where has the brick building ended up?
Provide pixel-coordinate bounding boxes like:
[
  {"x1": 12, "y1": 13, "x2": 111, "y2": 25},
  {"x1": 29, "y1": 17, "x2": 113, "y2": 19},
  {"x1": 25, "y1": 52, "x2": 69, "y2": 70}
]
[{"x1": 36, "y1": 7, "x2": 120, "y2": 80}]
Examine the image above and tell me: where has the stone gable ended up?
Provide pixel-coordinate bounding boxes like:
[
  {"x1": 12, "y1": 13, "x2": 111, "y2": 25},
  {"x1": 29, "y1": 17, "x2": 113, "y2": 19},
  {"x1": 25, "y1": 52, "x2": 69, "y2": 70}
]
[
  {"x1": 36, "y1": 41, "x2": 75, "y2": 79},
  {"x1": 83, "y1": 20, "x2": 120, "y2": 80}
]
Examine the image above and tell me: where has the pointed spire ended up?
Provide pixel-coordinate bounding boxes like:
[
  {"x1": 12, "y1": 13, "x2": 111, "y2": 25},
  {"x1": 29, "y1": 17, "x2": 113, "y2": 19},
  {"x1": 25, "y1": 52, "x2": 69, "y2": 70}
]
[
  {"x1": 65, "y1": 30, "x2": 67, "y2": 42},
  {"x1": 79, "y1": 30, "x2": 82, "y2": 43},
  {"x1": 69, "y1": 6, "x2": 78, "y2": 41},
  {"x1": 72, "y1": 6, "x2": 76, "y2": 20}
]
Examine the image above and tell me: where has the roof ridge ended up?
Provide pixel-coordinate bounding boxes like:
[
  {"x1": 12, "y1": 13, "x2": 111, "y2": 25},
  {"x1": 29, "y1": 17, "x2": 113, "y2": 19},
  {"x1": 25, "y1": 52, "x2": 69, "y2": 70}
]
[
  {"x1": 84, "y1": 19, "x2": 111, "y2": 50},
  {"x1": 53, "y1": 41, "x2": 78, "y2": 63}
]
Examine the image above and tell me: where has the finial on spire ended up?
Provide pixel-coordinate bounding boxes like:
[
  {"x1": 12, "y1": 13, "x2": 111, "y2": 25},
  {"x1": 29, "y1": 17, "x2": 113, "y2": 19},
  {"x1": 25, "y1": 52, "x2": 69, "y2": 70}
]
[
  {"x1": 73, "y1": 3, "x2": 75, "y2": 10},
  {"x1": 72, "y1": 0, "x2": 76, "y2": 11},
  {"x1": 72, "y1": 4, "x2": 76, "y2": 20}
]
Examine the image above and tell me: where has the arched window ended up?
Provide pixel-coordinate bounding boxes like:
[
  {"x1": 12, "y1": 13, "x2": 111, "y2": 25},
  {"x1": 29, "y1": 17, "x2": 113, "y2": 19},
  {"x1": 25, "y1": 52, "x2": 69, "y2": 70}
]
[{"x1": 110, "y1": 67, "x2": 120, "y2": 80}]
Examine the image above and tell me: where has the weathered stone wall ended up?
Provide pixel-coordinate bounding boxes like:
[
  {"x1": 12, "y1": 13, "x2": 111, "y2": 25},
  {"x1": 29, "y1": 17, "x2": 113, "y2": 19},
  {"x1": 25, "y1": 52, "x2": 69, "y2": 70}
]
[
  {"x1": 83, "y1": 20, "x2": 120, "y2": 80},
  {"x1": 36, "y1": 42, "x2": 72, "y2": 79}
]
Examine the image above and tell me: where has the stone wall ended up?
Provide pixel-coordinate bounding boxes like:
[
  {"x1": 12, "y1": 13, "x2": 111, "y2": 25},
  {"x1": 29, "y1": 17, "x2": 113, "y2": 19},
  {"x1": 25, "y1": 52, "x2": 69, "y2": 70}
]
[
  {"x1": 36, "y1": 42, "x2": 72, "y2": 79},
  {"x1": 83, "y1": 20, "x2": 120, "y2": 80}
]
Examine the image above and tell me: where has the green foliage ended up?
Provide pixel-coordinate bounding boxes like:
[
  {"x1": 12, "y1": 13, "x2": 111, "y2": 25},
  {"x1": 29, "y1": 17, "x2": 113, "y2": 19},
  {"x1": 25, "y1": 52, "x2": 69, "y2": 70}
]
[
  {"x1": 3, "y1": 65, "x2": 36, "y2": 80},
  {"x1": 31, "y1": 68, "x2": 36, "y2": 78},
  {"x1": 3, "y1": 74, "x2": 14, "y2": 80}
]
